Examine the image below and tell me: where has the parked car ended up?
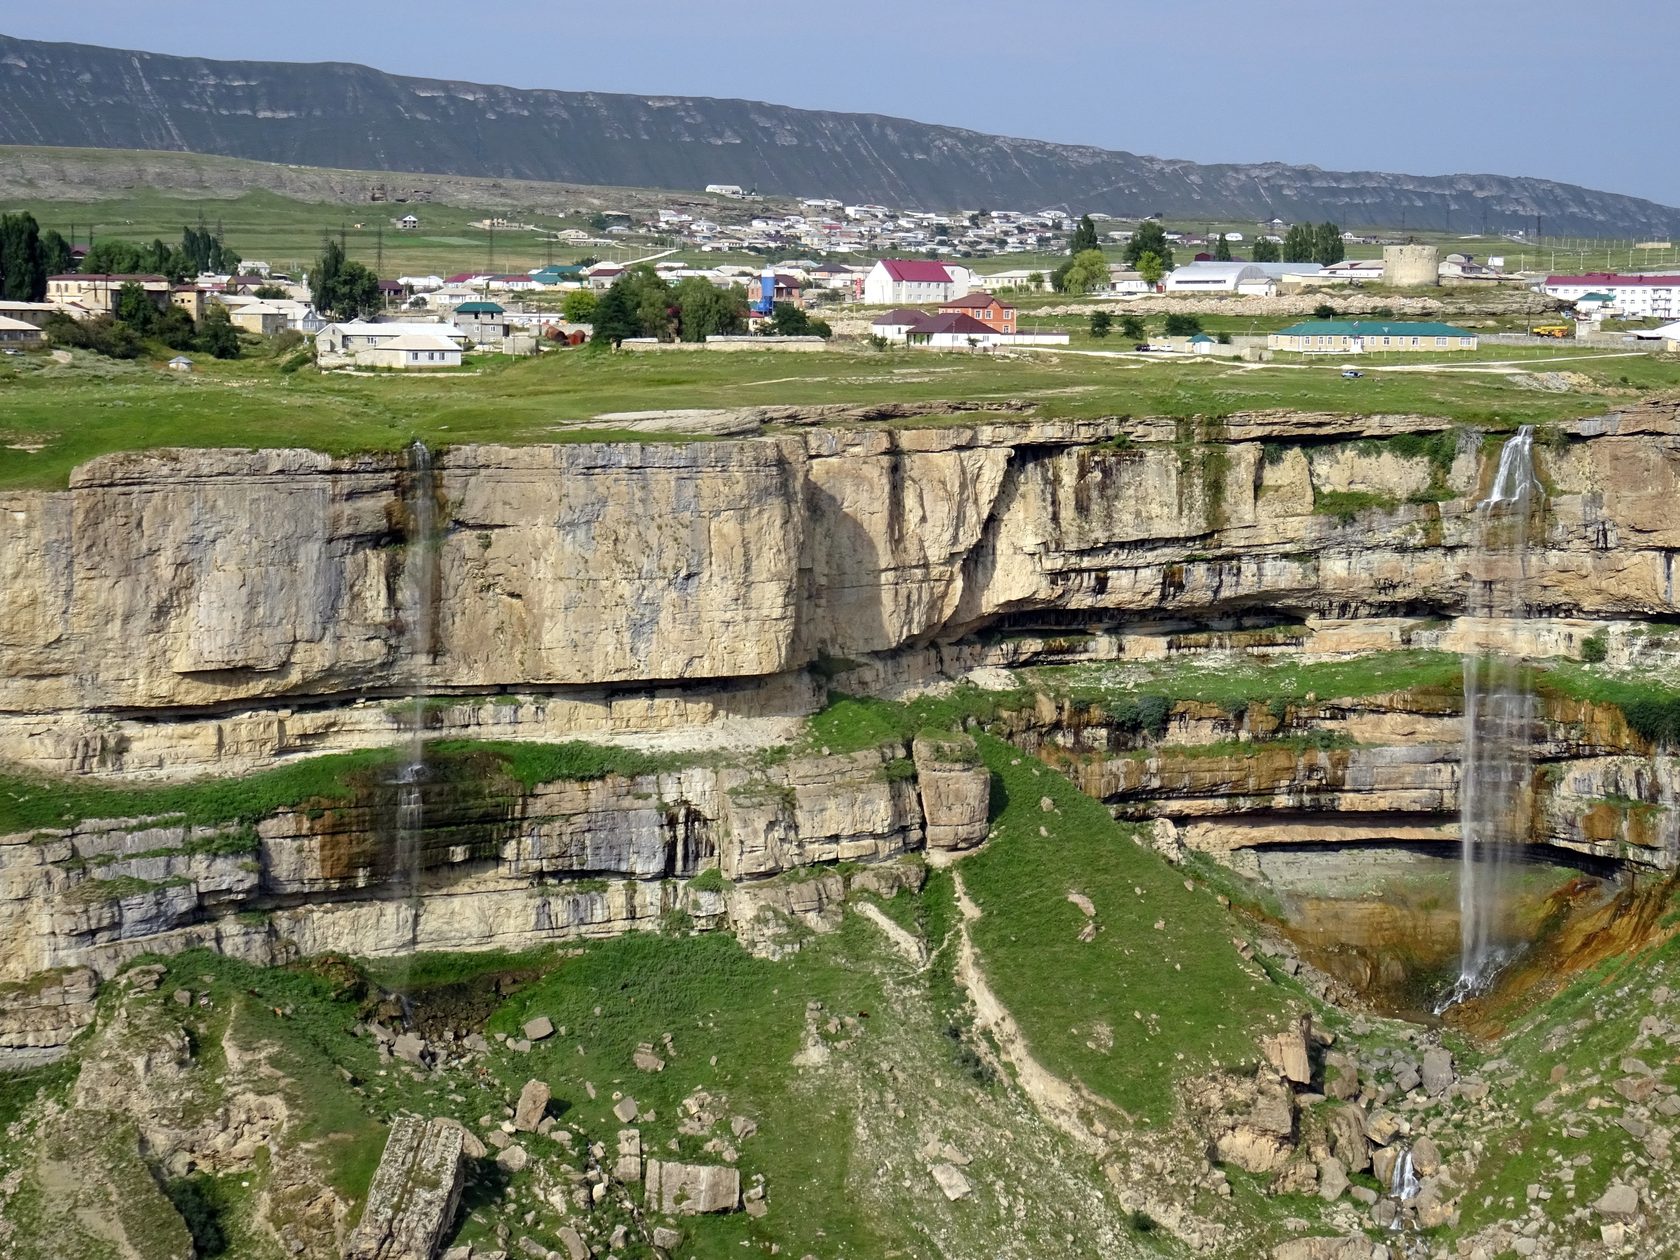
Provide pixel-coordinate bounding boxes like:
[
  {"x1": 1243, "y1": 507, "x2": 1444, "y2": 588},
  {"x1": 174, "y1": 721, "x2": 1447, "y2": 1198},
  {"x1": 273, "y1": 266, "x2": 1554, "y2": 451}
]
[{"x1": 1341, "y1": 368, "x2": 1363, "y2": 379}]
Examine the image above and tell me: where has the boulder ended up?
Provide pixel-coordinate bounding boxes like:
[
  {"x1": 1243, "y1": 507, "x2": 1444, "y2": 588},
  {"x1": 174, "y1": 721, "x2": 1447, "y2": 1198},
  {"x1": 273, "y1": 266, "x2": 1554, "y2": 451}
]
[
  {"x1": 1410, "y1": 1134, "x2": 1441, "y2": 1177},
  {"x1": 391, "y1": 1033, "x2": 428, "y2": 1066},
  {"x1": 652, "y1": 1226, "x2": 683, "y2": 1251},
  {"x1": 522, "y1": 1016, "x2": 555, "y2": 1041},
  {"x1": 1271, "y1": 1236, "x2": 1368, "y2": 1260},
  {"x1": 344, "y1": 1115, "x2": 466, "y2": 1260},
  {"x1": 615, "y1": 1128, "x2": 643, "y2": 1183},
  {"x1": 495, "y1": 1143, "x2": 529, "y2": 1173},
  {"x1": 645, "y1": 1159, "x2": 740, "y2": 1215},
  {"x1": 1593, "y1": 1183, "x2": 1640, "y2": 1220},
  {"x1": 1262, "y1": 1017, "x2": 1313, "y2": 1086},
  {"x1": 1420, "y1": 1046, "x2": 1454, "y2": 1096},
  {"x1": 614, "y1": 1096, "x2": 640, "y2": 1123},
  {"x1": 1317, "y1": 1156, "x2": 1348, "y2": 1202},
  {"x1": 1322, "y1": 1051, "x2": 1359, "y2": 1101},
  {"x1": 557, "y1": 1226, "x2": 587, "y2": 1260},
  {"x1": 911, "y1": 732, "x2": 991, "y2": 850},
  {"x1": 930, "y1": 1162, "x2": 974, "y2": 1201},
  {"x1": 513, "y1": 1079, "x2": 551, "y2": 1132},
  {"x1": 1325, "y1": 1104, "x2": 1370, "y2": 1173}
]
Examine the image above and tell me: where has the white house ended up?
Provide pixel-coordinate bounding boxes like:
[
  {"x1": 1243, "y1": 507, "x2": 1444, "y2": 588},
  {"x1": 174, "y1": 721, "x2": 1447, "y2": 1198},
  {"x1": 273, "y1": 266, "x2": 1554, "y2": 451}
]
[
  {"x1": 1164, "y1": 262, "x2": 1277, "y2": 295},
  {"x1": 315, "y1": 321, "x2": 470, "y2": 365},
  {"x1": 705, "y1": 184, "x2": 745, "y2": 198},
  {"x1": 356, "y1": 333, "x2": 463, "y2": 370},
  {"x1": 869, "y1": 308, "x2": 926, "y2": 342},
  {"x1": 398, "y1": 214, "x2": 420, "y2": 230},
  {"x1": 1305, "y1": 259, "x2": 1385, "y2": 285},
  {"x1": 1107, "y1": 267, "x2": 1153, "y2": 295},
  {"x1": 1542, "y1": 274, "x2": 1680, "y2": 320},
  {"x1": 862, "y1": 259, "x2": 972, "y2": 306}
]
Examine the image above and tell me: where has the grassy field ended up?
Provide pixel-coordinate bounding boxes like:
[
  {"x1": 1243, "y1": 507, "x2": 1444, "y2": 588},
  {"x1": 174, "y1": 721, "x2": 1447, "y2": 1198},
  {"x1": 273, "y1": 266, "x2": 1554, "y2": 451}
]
[
  {"x1": 17, "y1": 187, "x2": 666, "y2": 279},
  {"x1": 5, "y1": 340, "x2": 1678, "y2": 490}
]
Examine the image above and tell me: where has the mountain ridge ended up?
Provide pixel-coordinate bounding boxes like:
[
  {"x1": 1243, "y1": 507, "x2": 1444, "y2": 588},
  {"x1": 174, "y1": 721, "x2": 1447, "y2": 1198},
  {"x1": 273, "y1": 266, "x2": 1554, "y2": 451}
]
[{"x1": 2, "y1": 32, "x2": 1678, "y2": 237}]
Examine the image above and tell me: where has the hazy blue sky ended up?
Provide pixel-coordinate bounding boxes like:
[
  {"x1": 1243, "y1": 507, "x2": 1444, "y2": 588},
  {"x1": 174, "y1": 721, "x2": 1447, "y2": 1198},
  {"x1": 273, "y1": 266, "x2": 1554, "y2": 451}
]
[{"x1": 7, "y1": 1, "x2": 1676, "y2": 206}]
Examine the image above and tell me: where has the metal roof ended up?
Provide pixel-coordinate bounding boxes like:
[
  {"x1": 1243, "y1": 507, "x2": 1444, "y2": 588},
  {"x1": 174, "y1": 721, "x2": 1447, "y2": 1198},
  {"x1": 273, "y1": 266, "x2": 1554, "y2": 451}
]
[{"x1": 1274, "y1": 320, "x2": 1475, "y2": 337}]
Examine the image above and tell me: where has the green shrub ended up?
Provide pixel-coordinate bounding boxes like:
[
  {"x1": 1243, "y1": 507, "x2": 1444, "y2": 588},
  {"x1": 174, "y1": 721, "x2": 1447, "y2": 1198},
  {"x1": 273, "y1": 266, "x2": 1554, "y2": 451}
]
[
  {"x1": 687, "y1": 867, "x2": 727, "y2": 893},
  {"x1": 1580, "y1": 632, "x2": 1609, "y2": 664}
]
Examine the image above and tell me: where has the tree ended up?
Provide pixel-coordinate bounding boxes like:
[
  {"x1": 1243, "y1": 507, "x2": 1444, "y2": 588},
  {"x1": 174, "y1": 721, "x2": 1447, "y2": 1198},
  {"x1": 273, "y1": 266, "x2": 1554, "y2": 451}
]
[
  {"x1": 252, "y1": 284, "x2": 289, "y2": 300},
  {"x1": 674, "y1": 277, "x2": 747, "y2": 341},
  {"x1": 197, "y1": 304, "x2": 241, "y2": 359},
  {"x1": 1213, "y1": 233, "x2": 1232, "y2": 262},
  {"x1": 1251, "y1": 237, "x2": 1280, "y2": 263},
  {"x1": 1089, "y1": 310, "x2": 1112, "y2": 338},
  {"x1": 1163, "y1": 313, "x2": 1203, "y2": 337},
  {"x1": 0, "y1": 212, "x2": 47, "y2": 302},
  {"x1": 311, "y1": 239, "x2": 381, "y2": 319},
  {"x1": 1061, "y1": 249, "x2": 1109, "y2": 295},
  {"x1": 333, "y1": 262, "x2": 383, "y2": 319},
  {"x1": 44, "y1": 312, "x2": 143, "y2": 359},
  {"x1": 311, "y1": 239, "x2": 345, "y2": 314},
  {"x1": 1124, "y1": 221, "x2": 1174, "y2": 271},
  {"x1": 561, "y1": 288, "x2": 599, "y2": 323},
  {"x1": 1118, "y1": 313, "x2": 1146, "y2": 341},
  {"x1": 1069, "y1": 214, "x2": 1100, "y2": 255},
  {"x1": 114, "y1": 281, "x2": 157, "y2": 332},
  {"x1": 39, "y1": 229, "x2": 73, "y2": 277},
  {"x1": 1049, "y1": 259, "x2": 1073, "y2": 293},
  {"x1": 1281, "y1": 224, "x2": 1316, "y2": 263},
  {"x1": 768, "y1": 303, "x2": 831, "y2": 338},
  {"x1": 590, "y1": 285, "x2": 639, "y2": 346},
  {"x1": 154, "y1": 306, "x2": 198, "y2": 351},
  {"x1": 1135, "y1": 251, "x2": 1166, "y2": 288},
  {"x1": 1025, "y1": 271, "x2": 1044, "y2": 293},
  {"x1": 1312, "y1": 222, "x2": 1345, "y2": 266},
  {"x1": 1313, "y1": 302, "x2": 1338, "y2": 320},
  {"x1": 80, "y1": 239, "x2": 151, "y2": 276}
]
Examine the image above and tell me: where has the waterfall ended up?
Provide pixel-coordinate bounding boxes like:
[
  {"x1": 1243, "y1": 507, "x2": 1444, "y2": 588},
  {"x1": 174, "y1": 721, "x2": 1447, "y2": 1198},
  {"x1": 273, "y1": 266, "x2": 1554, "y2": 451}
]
[
  {"x1": 1389, "y1": 1149, "x2": 1421, "y2": 1204},
  {"x1": 394, "y1": 440, "x2": 438, "y2": 954},
  {"x1": 1442, "y1": 426, "x2": 1542, "y2": 1009}
]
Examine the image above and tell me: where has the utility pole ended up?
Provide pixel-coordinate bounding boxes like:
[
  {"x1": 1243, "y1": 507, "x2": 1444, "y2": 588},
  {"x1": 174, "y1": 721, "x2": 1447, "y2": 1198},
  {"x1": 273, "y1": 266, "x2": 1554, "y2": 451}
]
[
  {"x1": 376, "y1": 224, "x2": 384, "y2": 276},
  {"x1": 488, "y1": 223, "x2": 496, "y2": 274}
]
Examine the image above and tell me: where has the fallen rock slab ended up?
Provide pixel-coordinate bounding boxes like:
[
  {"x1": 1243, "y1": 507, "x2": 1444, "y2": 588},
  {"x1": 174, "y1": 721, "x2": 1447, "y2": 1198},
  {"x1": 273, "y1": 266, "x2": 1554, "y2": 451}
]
[
  {"x1": 645, "y1": 1159, "x2": 741, "y2": 1214},
  {"x1": 344, "y1": 1115, "x2": 466, "y2": 1260}
]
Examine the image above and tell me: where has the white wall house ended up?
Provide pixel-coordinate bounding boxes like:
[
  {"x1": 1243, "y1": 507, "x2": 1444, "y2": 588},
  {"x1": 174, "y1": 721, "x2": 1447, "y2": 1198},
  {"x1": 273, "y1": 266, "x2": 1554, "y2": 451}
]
[
  {"x1": 862, "y1": 259, "x2": 972, "y2": 306},
  {"x1": 356, "y1": 333, "x2": 464, "y2": 370},
  {"x1": 1542, "y1": 273, "x2": 1680, "y2": 320},
  {"x1": 1164, "y1": 262, "x2": 1277, "y2": 296},
  {"x1": 315, "y1": 321, "x2": 470, "y2": 365}
]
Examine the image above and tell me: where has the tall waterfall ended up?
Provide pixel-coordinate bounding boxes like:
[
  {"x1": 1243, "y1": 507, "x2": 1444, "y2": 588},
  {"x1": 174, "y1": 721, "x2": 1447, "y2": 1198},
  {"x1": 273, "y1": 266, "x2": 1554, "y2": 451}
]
[
  {"x1": 1444, "y1": 426, "x2": 1543, "y2": 1008},
  {"x1": 394, "y1": 440, "x2": 438, "y2": 952}
]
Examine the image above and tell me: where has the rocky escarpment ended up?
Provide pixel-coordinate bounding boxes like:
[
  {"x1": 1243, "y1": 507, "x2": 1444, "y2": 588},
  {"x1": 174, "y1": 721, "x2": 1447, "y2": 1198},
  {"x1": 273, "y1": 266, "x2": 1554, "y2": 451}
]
[
  {"x1": 2, "y1": 34, "x2": 1677, "y2": 234},
  {"x1": 3, "y1": 405, "x2": 1679, "y2": 780}
]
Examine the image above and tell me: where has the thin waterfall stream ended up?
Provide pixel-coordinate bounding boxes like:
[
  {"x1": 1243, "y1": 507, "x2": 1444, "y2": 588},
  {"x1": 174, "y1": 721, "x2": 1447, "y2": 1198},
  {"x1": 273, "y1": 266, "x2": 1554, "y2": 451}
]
[
  {"x1": 1438, "y1": 425, "x2": 1543, "y2": 1011},
  {"x1": 394, "y1": 439, "x2": 438, "y2": 960}
]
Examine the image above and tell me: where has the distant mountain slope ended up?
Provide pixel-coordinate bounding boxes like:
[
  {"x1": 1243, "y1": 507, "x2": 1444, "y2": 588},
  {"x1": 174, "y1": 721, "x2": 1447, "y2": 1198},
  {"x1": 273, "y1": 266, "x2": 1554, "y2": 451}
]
[{"x1": 3, "y1": 33, "x2": 1677, "y2": 237}]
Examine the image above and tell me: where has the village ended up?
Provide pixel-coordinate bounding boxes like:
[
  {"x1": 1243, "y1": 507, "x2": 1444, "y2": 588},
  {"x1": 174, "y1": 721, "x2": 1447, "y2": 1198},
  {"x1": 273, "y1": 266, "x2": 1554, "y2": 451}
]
[{"x1": 2, "y1": 192, "x2": 1680, "y2": 369}]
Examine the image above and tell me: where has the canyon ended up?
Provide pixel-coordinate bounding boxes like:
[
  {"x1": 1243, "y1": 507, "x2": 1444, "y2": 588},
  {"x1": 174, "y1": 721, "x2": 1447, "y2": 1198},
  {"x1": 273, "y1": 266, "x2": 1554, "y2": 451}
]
[{"x1": 4, "y1": 402, "x2": 1680, "y2": 1259}]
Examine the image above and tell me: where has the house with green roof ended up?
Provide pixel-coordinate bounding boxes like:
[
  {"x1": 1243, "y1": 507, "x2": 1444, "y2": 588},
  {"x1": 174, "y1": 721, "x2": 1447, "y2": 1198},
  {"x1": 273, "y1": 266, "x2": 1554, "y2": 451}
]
[
  {"x1": 1268, "y1": 320, "x2": 1477, "y2": 354},
  {"x1": 451, "y1": 299, "x2": 509, "y2": 345}
]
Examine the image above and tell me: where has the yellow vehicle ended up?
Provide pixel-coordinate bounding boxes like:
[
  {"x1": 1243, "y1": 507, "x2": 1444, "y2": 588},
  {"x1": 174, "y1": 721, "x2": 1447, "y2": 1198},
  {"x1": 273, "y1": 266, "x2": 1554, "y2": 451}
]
[{"x1": 1532, "y1": 323, "x2": 1572, "y2": 338}]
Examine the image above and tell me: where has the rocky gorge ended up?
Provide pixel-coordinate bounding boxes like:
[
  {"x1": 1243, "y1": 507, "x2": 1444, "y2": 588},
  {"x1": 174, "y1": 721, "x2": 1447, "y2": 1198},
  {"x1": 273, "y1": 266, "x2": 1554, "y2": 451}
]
[{"x1": 4, "y1": 402, "x2": 1680, "y2": 1259}]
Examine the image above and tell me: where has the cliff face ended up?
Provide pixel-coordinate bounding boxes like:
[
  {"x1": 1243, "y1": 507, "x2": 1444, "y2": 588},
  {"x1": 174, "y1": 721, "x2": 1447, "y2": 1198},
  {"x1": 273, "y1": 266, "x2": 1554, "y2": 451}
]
[
  {"x1": 1, "y1": 34, "x2": 1677, "y2": 234},
  {"x1": 4, "y1": 405, "x2": 1680, "y2": 1018},
  {"x1": 3, "y1": 407, "x2": 1677, "y2": 746}
]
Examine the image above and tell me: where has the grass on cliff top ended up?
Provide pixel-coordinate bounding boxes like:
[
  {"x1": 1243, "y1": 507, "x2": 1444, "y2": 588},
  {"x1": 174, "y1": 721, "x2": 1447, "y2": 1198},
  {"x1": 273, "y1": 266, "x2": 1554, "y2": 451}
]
[
  {"x1": 0, "y1": 747, "x2": 400, "y2": 836},
  {"x1": 4, "y1": 335, "x2": 1676, "y2": 489},
  {"x1": 0, "y1": 737, "x2": 719, "y2": 836},
  {"x1": 958, "y1": 735, "x2": 1292, "y2": 1123},
  {"x1": 1030, "y1": 649, "x2": 1464, "y2": 713}
]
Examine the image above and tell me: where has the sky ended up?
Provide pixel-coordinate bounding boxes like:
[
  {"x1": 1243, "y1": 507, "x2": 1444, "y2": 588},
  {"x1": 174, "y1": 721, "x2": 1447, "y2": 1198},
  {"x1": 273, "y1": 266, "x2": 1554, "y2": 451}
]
[{"x1": 7, "y1": 1, "x2": 1677, "y2": 207}]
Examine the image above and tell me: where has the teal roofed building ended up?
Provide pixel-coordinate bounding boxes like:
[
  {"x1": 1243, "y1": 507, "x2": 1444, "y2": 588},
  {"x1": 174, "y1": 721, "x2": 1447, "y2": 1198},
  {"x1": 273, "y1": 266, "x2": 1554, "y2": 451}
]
[
  {"x1": 1268, "y1": 320, "x2": 1477, "y2": 354},
  {"x1": 531, "y1": 265, "x2": 587, "y2": 285},
  {"x1": 452, "y1": 300, "x2": 509, "y2": 345}
]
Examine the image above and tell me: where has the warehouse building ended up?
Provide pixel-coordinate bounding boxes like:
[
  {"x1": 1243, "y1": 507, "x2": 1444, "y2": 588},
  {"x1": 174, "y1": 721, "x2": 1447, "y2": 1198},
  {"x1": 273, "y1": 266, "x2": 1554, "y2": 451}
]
[{"x1": 1269, "y1": 320, "x2": 1477, "y2": 353}]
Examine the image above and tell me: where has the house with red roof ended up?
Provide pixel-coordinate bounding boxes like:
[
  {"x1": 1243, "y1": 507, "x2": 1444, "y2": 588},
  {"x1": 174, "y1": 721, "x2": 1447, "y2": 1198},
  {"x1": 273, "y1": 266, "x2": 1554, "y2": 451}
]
[
  {"x1": 937, "y1": 291, "x2": 1016, "y2": 334},
  {"x1": 862, "y1": 258, "x2": 972, "y2": 306},
  {"x1": 904, "y1": 311, "x2": 1005, "y2": 349}
]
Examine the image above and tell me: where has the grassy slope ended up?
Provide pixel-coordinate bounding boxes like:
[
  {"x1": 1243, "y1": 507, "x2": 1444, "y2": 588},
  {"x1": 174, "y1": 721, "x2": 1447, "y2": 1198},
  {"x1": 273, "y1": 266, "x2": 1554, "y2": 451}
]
[
  {"x1": 4, "y1": 339, "x2": 1678, "y2": 489},
  {"x1": 959, "y1": 735, "x2": 1286, "y2": 1124}
]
